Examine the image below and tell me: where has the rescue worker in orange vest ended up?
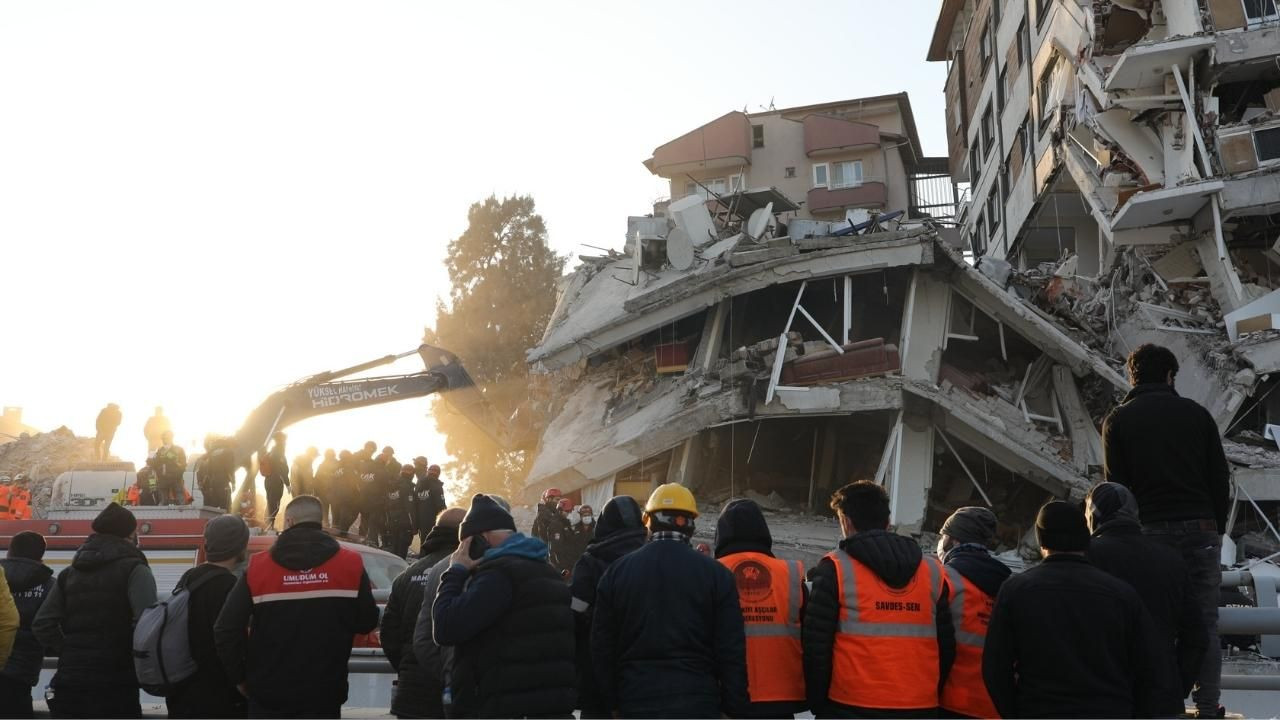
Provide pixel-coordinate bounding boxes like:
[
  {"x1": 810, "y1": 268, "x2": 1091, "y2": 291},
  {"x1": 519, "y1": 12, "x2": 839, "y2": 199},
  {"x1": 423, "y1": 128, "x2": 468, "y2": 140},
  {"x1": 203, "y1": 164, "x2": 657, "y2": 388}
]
[
  {"x1": 715, "y1": 498, "x2": 807, "y2": 718},
  {"x1": 937, "y1": 507, "x2": 1010, "y2": 719},
  {"x1": 6, "y1": 475, "x2": 32, "y2": 520},
  {"x1": 0, "y1": 476, "x2": 12, "y2": 520},
  {"x1": 802, "y1": 480, "x2": 955, "y2": 718}
]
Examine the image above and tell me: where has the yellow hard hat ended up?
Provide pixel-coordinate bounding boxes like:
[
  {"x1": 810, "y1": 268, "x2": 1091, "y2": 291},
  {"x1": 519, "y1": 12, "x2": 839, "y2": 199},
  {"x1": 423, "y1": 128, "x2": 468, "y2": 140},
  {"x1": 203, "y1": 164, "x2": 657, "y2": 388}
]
[{"x1": 645, "y1": 483, "x2": 698, "y2": 517}]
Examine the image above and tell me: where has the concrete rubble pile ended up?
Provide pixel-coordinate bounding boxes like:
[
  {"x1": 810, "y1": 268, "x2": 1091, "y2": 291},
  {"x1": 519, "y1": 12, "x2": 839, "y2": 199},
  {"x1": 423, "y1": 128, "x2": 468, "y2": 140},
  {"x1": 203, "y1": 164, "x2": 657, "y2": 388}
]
[{"x1": 0, "y1": 427, "x2": 96, "y2": 519}]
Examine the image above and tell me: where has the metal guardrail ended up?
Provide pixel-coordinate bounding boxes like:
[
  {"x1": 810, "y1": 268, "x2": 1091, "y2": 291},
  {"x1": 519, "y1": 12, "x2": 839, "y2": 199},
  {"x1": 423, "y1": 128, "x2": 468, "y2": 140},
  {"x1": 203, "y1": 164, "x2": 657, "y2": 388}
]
[{"x1": 1222, "y1": 674, "x2": 1280, "y2": 691}]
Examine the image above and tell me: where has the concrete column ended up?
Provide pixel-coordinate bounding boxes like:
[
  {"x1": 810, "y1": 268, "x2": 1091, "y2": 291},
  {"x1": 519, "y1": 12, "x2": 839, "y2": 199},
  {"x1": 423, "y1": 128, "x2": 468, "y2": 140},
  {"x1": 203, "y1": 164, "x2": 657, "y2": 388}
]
[
  {"x1": 898, "y1": 268, "x2": 952, "y2": 385},
  {"x1": 888, "y1": 410, "x2": 935, "y2": 535}
]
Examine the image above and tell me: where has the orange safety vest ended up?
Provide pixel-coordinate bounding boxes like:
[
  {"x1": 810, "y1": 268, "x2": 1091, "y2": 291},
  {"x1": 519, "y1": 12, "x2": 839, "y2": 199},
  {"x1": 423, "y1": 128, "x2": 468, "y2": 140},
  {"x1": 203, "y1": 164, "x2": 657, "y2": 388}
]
[
  {"x1": 940, "y1": 566, "x2": 1000, "y2": 718},
  {"x1": 719, "y1": 552, "x2": 805, "y2": 703},
  {"x1": 825, "y1": 550, "x2": 944, "y2": 711},
  {"x1": 0, "y1": 485, "x2": 11, "y2": 518},
  {"x1": 8, "y1": 487, "x2": 31, "y2": 520},
  {"x1": 127, "y1": 486, "x2": 142, "y2": 506}
]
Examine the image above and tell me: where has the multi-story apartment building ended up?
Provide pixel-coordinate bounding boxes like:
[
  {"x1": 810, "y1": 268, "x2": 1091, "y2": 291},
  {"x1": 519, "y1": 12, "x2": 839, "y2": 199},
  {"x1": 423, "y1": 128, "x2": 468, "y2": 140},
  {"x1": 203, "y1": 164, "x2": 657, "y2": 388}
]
[
  {"x1": 643, "y1": 93, "x2": 955, "y2": 223},
  {"x1": 930, "y1": 0, "x2": 1280, "y2": 312}
]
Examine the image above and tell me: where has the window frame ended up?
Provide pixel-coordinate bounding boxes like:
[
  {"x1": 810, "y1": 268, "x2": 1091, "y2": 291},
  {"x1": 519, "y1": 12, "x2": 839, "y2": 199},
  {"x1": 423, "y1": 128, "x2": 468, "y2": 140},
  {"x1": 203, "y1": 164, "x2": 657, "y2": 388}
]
[
  {"x1": 831, "y1": 160, "x2": 864, "y2": 189},
  {"x1": 1254, "y1": 126, "x2": 1280, "y2": 165},
  {"x1": 970, "y1": 144, "x2": 982, "y2": 185},
  {"x1": 1243, "y1": 0, "x2": 1280, "y2": 27},
  {"x1": 979, "y1": 20, "x2": 993, "y2": 71},
  {"x1": 752, "y1": 124, "x2": 765, "y2": 149},
  {"x1": 812, "y1": 163, "x2": 830, "y2": 188},
  {"x1": 981, "y1": 104, "x2": 996, "y2": 157},
  {"x1": 987, "y1": 187, "x2": 1001, "y2": 233}
]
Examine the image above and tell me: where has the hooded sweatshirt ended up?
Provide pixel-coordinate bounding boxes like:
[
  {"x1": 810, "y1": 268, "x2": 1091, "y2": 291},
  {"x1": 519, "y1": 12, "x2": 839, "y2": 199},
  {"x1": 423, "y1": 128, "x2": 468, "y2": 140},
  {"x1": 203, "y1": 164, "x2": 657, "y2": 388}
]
[
  {"x1": 1, "y1": 557, "x2": 55, "y2": 685},
  {"x1": 213, "y1": 523, "x2": 378, "y2": 711},
  {"x1": 802, "y1": 529, "x2": 955, "y2": 717}
]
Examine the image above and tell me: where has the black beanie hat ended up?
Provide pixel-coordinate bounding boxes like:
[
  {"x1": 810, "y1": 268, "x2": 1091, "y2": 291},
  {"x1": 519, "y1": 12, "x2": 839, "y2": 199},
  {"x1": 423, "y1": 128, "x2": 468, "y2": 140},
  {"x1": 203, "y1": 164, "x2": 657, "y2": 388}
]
[
  {"x1": 204, "y1": 514, "x2": 250, "y2": 562},
  {"x1": 459, "y1": 493, "x2": 516, "y2": 540},
  {"x1": 595, "y1": 495, "x2": 644, "y2": 540},
  {"x1": 92, "y1": 502, "x2": 138, "y2": 538},
  {"x1": 941, "y1": 506, "x2": 999, "y2": 547},
  {"x1": 7, "y1": 531, "x2": 47, "y2": 560},
  {"x1": 1036, "y1": 501, "x2": 1089, "y2": 552},
  {"x1": 714, "y1": 498, "x2": 773, "y2": 558}
]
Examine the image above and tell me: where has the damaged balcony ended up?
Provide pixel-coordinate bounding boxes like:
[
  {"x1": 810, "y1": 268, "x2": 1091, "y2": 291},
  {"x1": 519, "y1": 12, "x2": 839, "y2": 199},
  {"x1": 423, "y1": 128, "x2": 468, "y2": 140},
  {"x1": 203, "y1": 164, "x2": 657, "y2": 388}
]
[
  {"x1": 642, "y1": 111, "x2": 753, "y2": 178},
  {"x1": 1104, "y1": 35, "x2": 1215, "y2": 92}
]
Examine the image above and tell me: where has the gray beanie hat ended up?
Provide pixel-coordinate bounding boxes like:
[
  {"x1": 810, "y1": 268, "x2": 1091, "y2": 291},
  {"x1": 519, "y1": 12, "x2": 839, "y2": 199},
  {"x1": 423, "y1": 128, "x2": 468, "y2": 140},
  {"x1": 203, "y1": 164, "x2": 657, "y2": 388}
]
[
  {"x1": 940, "y1": 506, "x2": 999, "y2": 546},
  {"x1": 204, "y1": 514, "x2": 250, "y2": 562}
]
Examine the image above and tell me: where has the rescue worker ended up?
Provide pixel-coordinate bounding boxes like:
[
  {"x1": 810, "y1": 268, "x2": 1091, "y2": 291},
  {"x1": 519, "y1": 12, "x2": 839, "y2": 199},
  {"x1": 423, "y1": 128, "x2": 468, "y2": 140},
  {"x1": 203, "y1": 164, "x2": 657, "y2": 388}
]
[
  {"x1": 0, "y1": 476, "x2": 10, "y2": 520},
  {"x1": 332, "y1": 450, "x2": 361, "y2": 533},
  {"x1": 130, "y1": 467, "x2": 162, "y2": 507},
  {"x1": 149, "y1": 431, "x2": 187, "y2": 505},
  {"x1": 262, "y1": 433, "x2": 291, "y2": 530},
  {"x1": 432, "y1": 494, "x2": 577, "y2": 718},
  {"x1": 570, "y1": 496, "x2": 645, "y2": 718},
  {"x1": 214, "y1": 495, "x2": 379, "y2": 718},
  {"x1": 166, "y1": 515, "x2": 250, "y2": 719},
  {"x1": 983, "y1": 501, "x2": 1158, "y2": 718},
  {"x1": 802, "y1": 480, "x2": 955, "y2": 718},
  {"x1": 1086, "y1": 482, "x2": 1208, "y2": 717},
  {"x1": 592, "y1": 483, "x2": 748, "y2": 717},
  {"x1": 563, "y1": 505, "x2": 594, "y2": 574},
  {"x1": 0, "y1": 569, "x2": 15, "y2": 678},
  {"x1": 382, "y1": 507, "x2": 465, "y2": 719},
  {"x1": 314, "y1": 449, "x2": 339, "y2": 526},
  {"x1": 1102, "y1": 343, "x2": 1230, "y2": 719},
  {"x1": 713, "y1": 498, "x2": 806, "y2": 718},
  {"x1": 936, "y1": 507, "x2": 1010, "y2": 719},
  {"x1": 290, "y1": 446, "x2": 319, "y2": 499},
  {"x1": 94, "y1": 403, "x2": 122, "y2": 461},
  {"x1": 531, "y1": 488, "x2": 565, "y2": 544},
  {"x1": 143, "y1": 406, "x2": 172, "y2": 453},
  {"x1": 548, "y1": 497, "x2": 579, "y2": 575},
  {"x1": 5, "y1": 475, "x2": 32, "y2": 520},
  {"x1": 385, "y1": 464, "x2": 418, "y2": 559},
  {"x1": 196, "y1": 435, "x2": 236, "y2": 511},
  {"x1": 33, "y1": 503, "x2": 158, "y2": 718},
  {"x1": 1, "y1": 532, "x2": 51, "y2": 718},
  {"x1": 357, "y1": 442, "x2": 388, "y2": 546},
  {"x1": 413, "y1": 459, "x2": 446, "y2": 545}
]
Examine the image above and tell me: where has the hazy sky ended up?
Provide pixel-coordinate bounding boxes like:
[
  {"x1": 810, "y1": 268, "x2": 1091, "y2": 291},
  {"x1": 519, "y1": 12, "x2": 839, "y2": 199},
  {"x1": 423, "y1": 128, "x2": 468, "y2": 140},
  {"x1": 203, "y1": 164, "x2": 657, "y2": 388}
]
[{"x1": 0, "y1": 0, "x2": 947, "y2": 486}]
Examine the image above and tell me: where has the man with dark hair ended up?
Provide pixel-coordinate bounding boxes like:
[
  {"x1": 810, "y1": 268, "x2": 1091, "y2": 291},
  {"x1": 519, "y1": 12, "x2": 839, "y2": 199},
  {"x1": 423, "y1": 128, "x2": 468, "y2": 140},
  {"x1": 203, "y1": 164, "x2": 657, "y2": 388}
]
[
  {"x1": 215, "y1": 495, "x2": 379, "y2": 718},
  {"x1": 984, "y1": 501, "x2": 1157, "y2": 718},
  {"x1": 167, "y1": 515, "x2": 250, "y2": 719},
  {"x1": 1103, "y1": 342, "x2": 1230, "y2": 718},
  {"x1": 937, "y1": 507, "x2": 1010, "y2": 719},
  {"x1": 33, "y1": 503, "x2": 157, "y2": 718},
  {"x1": 383, "y1": 507, "x2": 465, "y2": 718},
  {"x1": 1086, "y1": 482, "x2": 1208, "y2": 717},
  {"x1": 592, "y1": 483, "x2": 747, "y2": 718},
  {"x1": 803, "y1": 480, "x2": 954, "y2": 718},
  {"x1": 412, "y1": 459, "x2": 446, "y2": 545},
  {"x1": 1, "y1": 532, "x2": 52, "y2": 718},
  {"x1": 432, "y1": 494, "x2": 576, "y2": 718},
  {"x1": 262, "y1": 432, "x2": 290, "y2": 530}
]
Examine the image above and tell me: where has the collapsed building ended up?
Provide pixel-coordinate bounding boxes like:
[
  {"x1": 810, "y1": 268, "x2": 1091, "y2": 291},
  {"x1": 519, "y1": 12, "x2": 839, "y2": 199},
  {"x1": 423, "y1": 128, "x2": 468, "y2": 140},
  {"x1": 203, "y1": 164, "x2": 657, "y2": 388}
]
[{"x1": 926, "y1": 0, "x2": 1280, "y2": 555}]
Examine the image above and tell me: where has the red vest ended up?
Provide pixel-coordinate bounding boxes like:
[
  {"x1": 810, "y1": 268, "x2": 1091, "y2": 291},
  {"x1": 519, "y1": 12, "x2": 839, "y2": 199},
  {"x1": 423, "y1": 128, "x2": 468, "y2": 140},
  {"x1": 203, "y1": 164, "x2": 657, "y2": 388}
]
[
  {"x1": 941, "y1": 567, "x2": 1000, "y2": 718},
  {"x1": 246, "y1": 546, "x2": 364, "y2": 604},
  {"x1": 719, "y1": 552, "x2": 805, "y2": 703},
  {"x1": 825, "y1": 550, "x2": 944, "y2": 710}
]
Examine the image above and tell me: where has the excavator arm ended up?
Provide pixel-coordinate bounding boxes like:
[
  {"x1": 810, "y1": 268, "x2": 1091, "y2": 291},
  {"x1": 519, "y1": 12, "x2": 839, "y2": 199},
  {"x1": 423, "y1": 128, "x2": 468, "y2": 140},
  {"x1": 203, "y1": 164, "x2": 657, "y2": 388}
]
[{"x1": 231, "y1": 344, "x2": 501, "y2": 469}]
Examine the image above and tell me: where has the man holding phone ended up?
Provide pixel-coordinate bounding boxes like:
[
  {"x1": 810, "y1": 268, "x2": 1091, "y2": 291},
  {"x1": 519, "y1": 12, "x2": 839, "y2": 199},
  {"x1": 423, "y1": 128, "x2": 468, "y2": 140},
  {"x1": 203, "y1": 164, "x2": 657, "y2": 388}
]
[{"x1": 431, "y1": 493, "x2": 577, "y2": 718}]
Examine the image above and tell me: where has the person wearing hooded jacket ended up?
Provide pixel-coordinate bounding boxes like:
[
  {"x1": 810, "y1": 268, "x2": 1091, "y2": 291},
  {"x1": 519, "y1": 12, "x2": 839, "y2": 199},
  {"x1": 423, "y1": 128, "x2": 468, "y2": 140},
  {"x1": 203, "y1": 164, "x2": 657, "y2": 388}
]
[
  {"x1": 1, "y1": 532, "x2": 54, "y2": 718},
  {"x1": 715, "y1": 498, "x2": 808, "y2": 719},
  {"x1": 935, "y1": 507, "x2": 1010, "y2": 719},
  {"x1": 33, "y1": 503, "x2": 157, "y2": 719},
  {"x1": 432, "y1": 494, "x2": 576, "y2": 718},
  {"x1": 0, "y1": 569, "x2": 18, "y2": 688},
  {"x1": 1086, "y1": 482, "x2": 1208, "y2": 717},
  {"x1": 802, "y1": 481, "x2": 955, "y2": 719},
  {"x1": 381, "y1": 507, "x2": 465, "y2": 719},
  {"x1": 214, "y1": 495, "x2": 379, "y2": 718},
  {"x1": 570, "y1": 496, "x2": 647, "y2": 718}
]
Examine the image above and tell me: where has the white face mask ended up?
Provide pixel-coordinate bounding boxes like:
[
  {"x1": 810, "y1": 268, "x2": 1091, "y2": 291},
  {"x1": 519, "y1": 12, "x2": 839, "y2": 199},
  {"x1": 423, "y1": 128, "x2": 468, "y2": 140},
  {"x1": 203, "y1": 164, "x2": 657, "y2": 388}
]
[{"x1": 582, "y1": 516, "x2": 594, "y2": 526}]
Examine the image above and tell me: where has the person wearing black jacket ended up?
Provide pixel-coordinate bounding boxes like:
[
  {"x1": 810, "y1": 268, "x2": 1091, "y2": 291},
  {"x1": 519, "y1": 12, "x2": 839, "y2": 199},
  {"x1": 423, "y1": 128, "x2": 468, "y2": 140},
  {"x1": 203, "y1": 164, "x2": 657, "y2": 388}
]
[
  {"x1": 94, "y1": 403, "x2": 122, "y2": 461},
  {"x1": 570, "y1": 496, "x2": 647, "y2": 718},
  {"x1": 0, "y1": 532, "x2": 54, "y2": 718},
  {"x1": 413, "y1": 459, "x2": 447, "y2": 545},
  {"x1": 591, "y1": 483, "x2": 747, "y2": 718},
  {"x1": 263, "y1": 432, "x2": 291, "y2": 530},
  {"x1": 432, "y1": 494, "x2": 576, "y2": 718},
  {"x1": 214, "y1": 496, "x2": 379, "y2": 718},
  {"x1": 1086, "y1": 482, "x2": 1208, "y2": 716},
  {"x1": 380, "y1": 507, "x2": 464, "y2": 719},
  {"x1": 802, "y1": 481, "x2": 954, "y2": 719},
  {"x1": 167, "y1": 515, "x2": 250, "y2": 719},
  {"x1": 385, "y1": 465, "x2": 419, "y2": 559},
  {"x1": 1102, "y1": 343, "x2": 1229, "y2": 718},
  {"x1": 984, "y1": 501, "x2": 1158, "y2": 718}
]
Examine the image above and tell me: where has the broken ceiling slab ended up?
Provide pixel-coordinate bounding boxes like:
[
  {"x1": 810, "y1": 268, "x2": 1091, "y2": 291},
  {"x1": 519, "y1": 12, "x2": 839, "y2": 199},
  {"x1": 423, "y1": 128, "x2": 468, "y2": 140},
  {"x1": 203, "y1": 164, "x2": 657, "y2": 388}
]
[
  {"x1": 712, "y1": 186, "x2": 800, "y2": 219},
  {"x1": 1220, "y1": 173, "x2": 1280, "y2": 218},
  {"x1": 754, "y1": 376, "x2": 904, "y2": 417},
  {"x1": 1111, "y1": 180, "x2": 1225, "y2": 230},
  {"x1": 1150, "y1": 242, "x2": 1203, "y2": 282},
  {"x1": 937, "y1": 243, "x2": 1129, "y2": 391},
  {"x1": 1225, "y1": 288, "x2": 1280, "y2": 342},
  {"x1": 1104, "y1": 35, "x2": 1215, "y2": 92},
  {"x1": 1233, "y1": 333, "x2": 1280, "y2": 374}
]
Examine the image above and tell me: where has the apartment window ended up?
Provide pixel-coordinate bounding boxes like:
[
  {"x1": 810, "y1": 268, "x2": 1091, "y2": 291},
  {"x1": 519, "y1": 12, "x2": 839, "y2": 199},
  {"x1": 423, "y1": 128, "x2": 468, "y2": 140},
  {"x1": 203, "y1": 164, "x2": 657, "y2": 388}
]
[
  {"x1": 952, "y1": 102, "x2": 964, "y2": 132},
  {"x1": 728, "y1": 173, "x2": 746, "y2": 193},
  {"x1": 987, "y1": 190, "x2": 1001, "y2": 233},
  {"x1": 981, "y1": 105, "x2": 996, "y2": 157},
  {"x1": 685, "y1": 177, "x2": 728, "y2": 199},
  {"x1": 980, "y1": 21, "x2": 993, "y2": 71},
  {"x1": 970, "y1": 144, "x2": 982, "y2": 185},
  {"x1": 1039, "y1": 55, "x2": 1059, "y2": 130},
  {"x1": 998, "y1": 68, "x2": 1008, "y2": 111},
  {"x1": 752, "y1": 124, "x2": 765, "y2": 148},
  {"x1": 974, "y1": 215, "x2": 988, "y2": 256},
  {"x1": 1256, "y1": 127, "x2": 1280, "y2": 162},
  {"x1": 831, "y1": 161, "x2": 864, "y2": 189},
  {"x1": 812, "y1": 163, "x2": 829, "y2": 188},
  {"x1": 1001, "y1": 165, "x2": 1011, "y2": 203},
  {"x1": 1018, "y1": 114, "x2": 1031, "y2": 161},
  {"x1": 1244, "y1": 0, "x2": 1280, "y2": 26},
  {"x1": 1036, "y1": 0, "x2": 1052, "y2": 29},
  {"x1": 785, "y1": 166, "x2": 796, "y2": 178},
  {"x1": 1016, "y1": 19, "x2": 1027, "y2": 67}
]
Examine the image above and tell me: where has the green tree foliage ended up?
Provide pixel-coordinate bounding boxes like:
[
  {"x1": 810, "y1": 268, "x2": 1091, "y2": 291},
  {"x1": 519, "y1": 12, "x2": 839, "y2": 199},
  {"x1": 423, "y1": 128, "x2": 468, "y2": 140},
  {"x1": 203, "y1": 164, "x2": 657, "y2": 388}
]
[{"x1": 424, "y1": 195, "x2": 565, "y2": 498}]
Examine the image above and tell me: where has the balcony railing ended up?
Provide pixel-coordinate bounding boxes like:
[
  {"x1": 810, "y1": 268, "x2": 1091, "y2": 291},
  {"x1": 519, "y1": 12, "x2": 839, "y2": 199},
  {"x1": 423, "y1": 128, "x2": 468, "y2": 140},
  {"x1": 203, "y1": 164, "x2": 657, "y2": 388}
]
[{"x1": 806, "y1": 182, "x2": 888, "y2": 213}]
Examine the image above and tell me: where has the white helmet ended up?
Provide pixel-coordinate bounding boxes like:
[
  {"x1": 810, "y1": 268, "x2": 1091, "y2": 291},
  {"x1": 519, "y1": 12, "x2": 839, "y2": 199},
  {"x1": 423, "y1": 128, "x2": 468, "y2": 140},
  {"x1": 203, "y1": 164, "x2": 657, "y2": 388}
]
[{"x1": 0, "y1": 475, "x2": 10, "y2": 485}]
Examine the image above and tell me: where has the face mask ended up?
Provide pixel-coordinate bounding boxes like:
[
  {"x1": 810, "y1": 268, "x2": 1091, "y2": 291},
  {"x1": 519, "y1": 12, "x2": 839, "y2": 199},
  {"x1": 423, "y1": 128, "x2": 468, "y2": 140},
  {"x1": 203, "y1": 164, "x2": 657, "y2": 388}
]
[
  {"x1": 582, "y1": 516, "x2": 594, "y2": 526},
  {"x1": 468, "y1": 534, "x2": 490, "y2": 561}
]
